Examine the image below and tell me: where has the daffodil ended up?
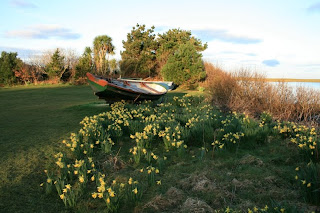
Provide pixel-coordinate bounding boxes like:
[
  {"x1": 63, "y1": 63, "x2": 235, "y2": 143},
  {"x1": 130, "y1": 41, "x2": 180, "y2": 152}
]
[
  {"x1": 59, "y1": 194, "x2": 65, "y2": 200},
  {"x1": 98, "y1": 193, "x2": 103, "y2": 198},
  {"x1": 65, "y1": 184, "x2": 71, "y2": 190},
  {"x1": 79, "y1": 175, "x2": 85, "y2": 183},
  {"x1": 92, "y1": 192, "x2": 97, "y2": 199},
  {"x1": 132, "y1": 188, "x2": 138, "y2": 194}
]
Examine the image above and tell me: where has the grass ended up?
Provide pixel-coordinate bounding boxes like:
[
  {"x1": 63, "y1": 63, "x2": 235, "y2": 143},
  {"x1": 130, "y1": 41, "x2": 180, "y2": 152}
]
[
  {"x1": 0, "y1": 85, "x2": 107, "y2": 212},
  {"x1": 0, "y1": 85, "x2": 316, "y2": 212}
]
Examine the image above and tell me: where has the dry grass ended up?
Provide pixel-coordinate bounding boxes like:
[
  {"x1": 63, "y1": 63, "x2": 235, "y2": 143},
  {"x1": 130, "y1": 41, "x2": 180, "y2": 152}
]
[{"x1": 202, "y1": 62, "x2": 320, "y2": 123}]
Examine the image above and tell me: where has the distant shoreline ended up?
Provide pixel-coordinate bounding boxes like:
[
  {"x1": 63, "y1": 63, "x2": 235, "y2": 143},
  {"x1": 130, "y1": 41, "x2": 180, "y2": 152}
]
[{"x1": 265, "y1": 78, "x2": 320, "y2": 82}]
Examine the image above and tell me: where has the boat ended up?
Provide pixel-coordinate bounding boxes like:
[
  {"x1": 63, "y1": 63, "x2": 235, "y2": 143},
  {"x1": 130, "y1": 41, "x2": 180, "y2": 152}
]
[{"x1": 86, "y1": 72, "x2": 173, "y2": 102}]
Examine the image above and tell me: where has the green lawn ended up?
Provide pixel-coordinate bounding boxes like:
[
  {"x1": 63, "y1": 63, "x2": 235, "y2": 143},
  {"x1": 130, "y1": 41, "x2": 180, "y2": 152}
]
[
  {"x1": 0, "y1": 85, "x2": 313, "y2": 212},
  {"x1": 0, "y1": 85, "x2": 107, "y2": 212}
]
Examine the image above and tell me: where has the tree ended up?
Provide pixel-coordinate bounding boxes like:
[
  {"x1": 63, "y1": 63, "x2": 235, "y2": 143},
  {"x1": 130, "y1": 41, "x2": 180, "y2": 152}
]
[
  {"x1": 157, "y1": 29, "x2": 207, "y2": 73},
  {"x1": 120, "y1": 24, "x2": 158, "y2": 77},
  {"x1": 0, "y1": 51, "x2": 22, "y2": 85},
  {"x1": 75, "y1": 47, "x2": 93, "y2": 79},
  {"x1": 14, "y1": 64, "x2": 39, "y2": 84},
  {"x1": 93, "y1": 35, "x2": 115, "y2": 75},
  {"x1": 161, "y1": 42, "x2": 206, "y2": 86},
  {"x1": 108, "y1": 59, "x2": 119, "y2": 75},
  {"x1": 61, "y1": 48, "x2": 79, "y2": 80},
  {"x1": 45, "y1": 48, "x2": 65, "y2": 80}
]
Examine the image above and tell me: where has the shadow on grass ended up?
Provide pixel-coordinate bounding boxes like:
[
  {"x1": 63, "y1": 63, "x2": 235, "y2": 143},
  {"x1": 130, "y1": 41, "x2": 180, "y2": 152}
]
[{"x1": 0, "y1": 155, "x2": 66, "y2": 213}]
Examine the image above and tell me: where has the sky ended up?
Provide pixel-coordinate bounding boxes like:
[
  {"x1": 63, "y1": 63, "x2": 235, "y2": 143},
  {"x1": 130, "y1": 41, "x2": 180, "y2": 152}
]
[{"x1": 0, "y1": 0, "x2": 320, "y2": 79}]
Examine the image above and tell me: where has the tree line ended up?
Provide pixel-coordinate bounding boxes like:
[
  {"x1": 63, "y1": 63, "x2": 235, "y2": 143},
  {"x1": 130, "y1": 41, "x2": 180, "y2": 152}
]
[{"x1": 0, "y1": 24, "x2": 207, "y2": 87}]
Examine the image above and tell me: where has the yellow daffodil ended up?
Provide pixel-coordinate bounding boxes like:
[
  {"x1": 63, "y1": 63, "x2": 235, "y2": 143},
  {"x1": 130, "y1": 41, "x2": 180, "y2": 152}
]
[
  {"x1": 59, "y1": 194, "x2": 65, "y2": 200},
  {"x1": 92, "y1": 192, "x2": 97, "y2": 199},
  {"x1": 132, "y1": 188, "x2": 138, "y2": 194},
  {"x1": 98, "y1": 193, "x2": 103, "y2": 198}
]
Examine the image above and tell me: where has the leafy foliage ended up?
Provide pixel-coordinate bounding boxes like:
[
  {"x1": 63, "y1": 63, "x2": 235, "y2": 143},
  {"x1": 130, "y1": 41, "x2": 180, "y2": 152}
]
[
  {"x1": 161, "y1": 42, "x2": 206, "y2": 86},
  {"x1": 120, "y1": 24, "x2": 157, "y2": 78},
  {"x1": 45, "y1": 48, "x2": 65, "y2": 80},
  {"x1": 93, "y1": 35, "x2": 115, "y2": 75},
  {"x1": 75, "y1": 47, "x2": 93, "y2": 79},
  {"x1": 0, "y1": 51, "x2": 22, "y2": 85},
  {"x1": 14, "y1": 64, "x2": 45, "y2": 84},
  {"x1": 156, "y1": 28, "x2": 207, "y2": 72}
]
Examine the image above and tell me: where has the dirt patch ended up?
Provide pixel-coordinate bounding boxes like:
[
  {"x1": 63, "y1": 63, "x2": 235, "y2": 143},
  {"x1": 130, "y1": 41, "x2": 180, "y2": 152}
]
[
  {"x1": 231, "y1": 178, "x2": 253, "y2": 189},
  {"x1": 179, "y1": 173, "x2": 216, "y2": 192},
  {"x1": 142, "y1": 187, "x2": 185, "y2": 212},
  {"x1": 239, "y1": 154, "x2": 264, "y2": 166},
  {"x1": 179, "y1": 197, "x2": 213, "y2": 213}
]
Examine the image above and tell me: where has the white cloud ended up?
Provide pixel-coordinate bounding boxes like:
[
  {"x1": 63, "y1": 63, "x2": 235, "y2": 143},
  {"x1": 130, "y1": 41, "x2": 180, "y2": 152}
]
[
  {"x1": 6, "y1": 25, "x2": 81, "y2": 40},
  {"x1": 10, "y1": 0, "x2": 37, "y2": 8}
]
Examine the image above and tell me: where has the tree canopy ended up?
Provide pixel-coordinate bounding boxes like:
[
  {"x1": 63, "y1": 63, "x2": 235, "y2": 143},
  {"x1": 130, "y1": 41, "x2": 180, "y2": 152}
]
[
  {"x1": 156, "y1": 28, "x2": 207, "y2": 72},
  {"x1": 75, "y1": 47, "x2": 93, "y2": 79},
  {"x1": 120, "y1": 24, "x2": 207, "y2": 86},
  {"x1": 120, "y1": 24, "x2": 158, "y2": 78},
  {"x1": 45, "y1": 48, "x2": 65, "y2": 80},
  {"x1": 93, "y1": 35, "x2": 115, "y2": 75},
  {"x1": 161, "y1": 41, "x2": 206, "y2": 86},
  {"x1": 0, "y1": 51, "x2": 22, "y2": 85}
]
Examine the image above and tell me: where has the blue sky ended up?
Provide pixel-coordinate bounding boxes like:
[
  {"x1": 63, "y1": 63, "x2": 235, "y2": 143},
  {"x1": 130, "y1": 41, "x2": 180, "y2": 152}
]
[{"x1": 0, "y1": 0, "x2": 320, "y2": 78}]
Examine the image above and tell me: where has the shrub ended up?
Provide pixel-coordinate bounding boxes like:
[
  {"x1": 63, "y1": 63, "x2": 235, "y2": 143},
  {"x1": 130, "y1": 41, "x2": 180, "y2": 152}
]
[{"x1": 202, "y1": 62, "x2": 320, "y2": 123}]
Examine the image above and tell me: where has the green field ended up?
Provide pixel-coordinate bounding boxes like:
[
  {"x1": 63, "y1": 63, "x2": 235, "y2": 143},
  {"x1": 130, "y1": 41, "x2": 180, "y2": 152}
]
[
  {"x1": 0, "y1": 85, "x2": 316, "y2": 212},
  {"x1": 0, "y1": 85, "x2": 107, "y2": 212}
]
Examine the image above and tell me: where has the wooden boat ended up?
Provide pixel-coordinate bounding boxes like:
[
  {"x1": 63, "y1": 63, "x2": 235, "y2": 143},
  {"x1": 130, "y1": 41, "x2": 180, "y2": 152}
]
[{"x1": 86, "y1": 72, "x2": 173, "y2": 102}]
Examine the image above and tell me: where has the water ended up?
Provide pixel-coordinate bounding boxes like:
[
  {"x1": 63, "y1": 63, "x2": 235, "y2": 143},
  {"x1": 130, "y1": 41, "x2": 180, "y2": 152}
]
[
  {"x1": 270, "y1": 82, "x2": 320, "y2": 91},
  {"x1": 286, "y1": 82, "x2": 320, "y2": 91}
]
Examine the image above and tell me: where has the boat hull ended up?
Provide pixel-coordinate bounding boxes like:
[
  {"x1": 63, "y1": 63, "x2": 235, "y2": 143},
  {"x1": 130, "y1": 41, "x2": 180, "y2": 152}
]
[{"x1": 86, "y1": 73, "x2": 167, "y2": 102}]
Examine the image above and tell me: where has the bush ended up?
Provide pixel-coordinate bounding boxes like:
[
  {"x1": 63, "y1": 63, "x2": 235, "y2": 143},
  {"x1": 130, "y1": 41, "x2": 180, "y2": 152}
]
[{"x1": 202, "y1": 62, "x2": 320, "y2": 123}]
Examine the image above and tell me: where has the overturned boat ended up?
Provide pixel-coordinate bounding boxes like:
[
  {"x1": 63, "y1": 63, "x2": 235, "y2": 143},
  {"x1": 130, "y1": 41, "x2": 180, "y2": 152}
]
[{"x1": 86, "y1": 72, "x2": 174, "y2": 102}]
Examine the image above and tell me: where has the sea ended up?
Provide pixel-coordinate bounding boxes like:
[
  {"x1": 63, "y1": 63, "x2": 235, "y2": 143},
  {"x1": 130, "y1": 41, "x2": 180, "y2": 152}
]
[{"x1": 270, "y1": 82, "x2": 320, "y2": 91}]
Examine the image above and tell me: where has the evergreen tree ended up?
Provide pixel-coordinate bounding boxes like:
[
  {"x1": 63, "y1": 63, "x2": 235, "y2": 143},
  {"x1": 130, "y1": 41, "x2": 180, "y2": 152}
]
[
  {"x1": 161, "y1": 42, "x2": 206, "y2": 86},
  {"x1": 0, "y1": 51, "x2": 22, "y2": 85},
  {"x1": 157, "y1": 29, "x2": 207, "y2": 73},
  {"x1": 120, "y1": 24, "x2": 157, "y2": 78},
  {"x1": 45, "y1": 48, "x2": 65, "y2": 80}
]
